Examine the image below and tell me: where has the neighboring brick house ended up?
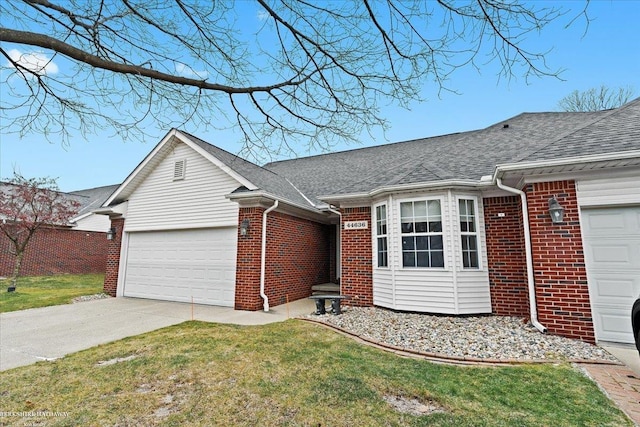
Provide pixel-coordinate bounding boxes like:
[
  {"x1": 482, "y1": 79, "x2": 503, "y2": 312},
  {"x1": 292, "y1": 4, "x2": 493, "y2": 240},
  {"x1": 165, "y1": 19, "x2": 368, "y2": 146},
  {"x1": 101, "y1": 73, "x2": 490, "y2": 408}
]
[
  {"x1": 100, "y1": 98, "x2": 640, "y2": 345},
  {"x1": 0, "y1": 184, "x2": 117, "y2": 277}
]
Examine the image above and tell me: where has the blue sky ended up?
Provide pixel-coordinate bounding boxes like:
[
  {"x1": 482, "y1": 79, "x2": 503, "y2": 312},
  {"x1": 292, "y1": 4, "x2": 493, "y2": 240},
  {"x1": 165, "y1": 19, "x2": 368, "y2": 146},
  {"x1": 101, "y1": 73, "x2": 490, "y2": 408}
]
[{"x1": 1, "y1": 1, "x2": 639, "y2": 192}]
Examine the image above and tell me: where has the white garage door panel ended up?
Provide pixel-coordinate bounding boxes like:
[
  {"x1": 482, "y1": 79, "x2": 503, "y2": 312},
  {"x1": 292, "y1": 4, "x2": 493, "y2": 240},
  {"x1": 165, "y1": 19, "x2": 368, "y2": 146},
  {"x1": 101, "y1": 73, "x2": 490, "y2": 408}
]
[
  {"x1": 583, "y1": 206, "x2": 640, "y2": 344},
  {"x1": 124, "y1": 228, "x2": 237, "y2": 307}
]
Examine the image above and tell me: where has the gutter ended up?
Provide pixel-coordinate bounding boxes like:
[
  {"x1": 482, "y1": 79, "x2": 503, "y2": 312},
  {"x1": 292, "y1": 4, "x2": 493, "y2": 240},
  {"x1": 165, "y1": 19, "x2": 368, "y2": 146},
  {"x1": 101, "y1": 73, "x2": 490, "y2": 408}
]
[
  {"x1": 260, "y1": 200, "x2": 279, "y2": 312},
  {"x1": 495, "y1": 178, "x2": 547, "y2": 333}
]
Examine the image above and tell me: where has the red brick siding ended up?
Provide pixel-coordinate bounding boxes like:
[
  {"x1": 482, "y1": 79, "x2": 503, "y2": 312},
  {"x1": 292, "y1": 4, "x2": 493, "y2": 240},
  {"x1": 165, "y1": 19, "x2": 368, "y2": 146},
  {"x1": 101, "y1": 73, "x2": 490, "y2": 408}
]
[
  {"x1": 526, "y1": 181, "x2": 595, "y2": 343},
  {"x1": 0, "y1": 225, "x2": 107, "y2": 277},
  {"x1": 340, "y1": 207, "x2": 373, "y2": 306},
  {"x1": 235, "y1": 208, "x2": 331, "y2": 311},
  {"x1": 103, "y1": 218, "x2": 125, "y2": 296},
  {"x1": 483, "y1": 196, "x2": 530, "y2": 317}
]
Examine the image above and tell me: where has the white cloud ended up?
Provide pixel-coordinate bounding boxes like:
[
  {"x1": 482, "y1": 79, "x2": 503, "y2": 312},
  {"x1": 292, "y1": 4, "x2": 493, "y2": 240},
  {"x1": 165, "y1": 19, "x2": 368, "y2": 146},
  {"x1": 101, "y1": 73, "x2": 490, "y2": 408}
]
[
  {"x1": 175, "y1": 62, "x2": 208, "y2": 80},
  {"x1": 6, "y1": 49, "x2": 59, "y2": 76}
]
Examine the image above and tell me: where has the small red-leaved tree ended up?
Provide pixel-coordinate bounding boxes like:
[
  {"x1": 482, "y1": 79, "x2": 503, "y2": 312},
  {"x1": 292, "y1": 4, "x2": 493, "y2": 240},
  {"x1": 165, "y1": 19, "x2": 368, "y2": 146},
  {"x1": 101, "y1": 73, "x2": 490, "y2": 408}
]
[{"x1": 0, "y1": 173, "x2": 80, "y2": 291}]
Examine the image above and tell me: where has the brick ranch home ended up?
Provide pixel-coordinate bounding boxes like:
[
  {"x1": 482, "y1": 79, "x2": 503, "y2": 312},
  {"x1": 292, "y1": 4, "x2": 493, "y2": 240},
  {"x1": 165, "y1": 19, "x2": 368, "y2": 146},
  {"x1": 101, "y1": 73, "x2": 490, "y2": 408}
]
[
  {"x1": 0, "y1": 184, "x2": 116, "y2": 277},
  {"x1": 98, "y1": 98, "x2": 640, "y2": 345}
]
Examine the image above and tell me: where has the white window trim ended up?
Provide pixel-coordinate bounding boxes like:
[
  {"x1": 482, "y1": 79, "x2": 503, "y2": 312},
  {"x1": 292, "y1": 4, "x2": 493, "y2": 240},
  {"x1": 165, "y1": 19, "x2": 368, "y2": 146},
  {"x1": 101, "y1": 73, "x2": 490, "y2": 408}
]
[
  {"x1": 397, "y1": 195, "x2": 446, "y2": 270},
  {"x1": 456, "y1": 195, "x2": 482, "y2": 270},
  {"x1": 373, "y1": 201, "x2": 389, "y2": 269}
]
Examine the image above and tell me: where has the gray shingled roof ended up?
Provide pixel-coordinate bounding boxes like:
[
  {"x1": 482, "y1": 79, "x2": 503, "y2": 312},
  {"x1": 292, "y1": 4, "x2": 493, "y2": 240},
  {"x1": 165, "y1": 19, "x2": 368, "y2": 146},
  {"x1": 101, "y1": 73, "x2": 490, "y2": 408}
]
[
  {"x1": 263, "y1": 108, "x2": 618, "y2": 202},
  {"x1": 180, "y1": 98, "x2": 640, "y2": 209},
  {"x1": 68, "y1": 184, "x2": 120, "y2": 217}
]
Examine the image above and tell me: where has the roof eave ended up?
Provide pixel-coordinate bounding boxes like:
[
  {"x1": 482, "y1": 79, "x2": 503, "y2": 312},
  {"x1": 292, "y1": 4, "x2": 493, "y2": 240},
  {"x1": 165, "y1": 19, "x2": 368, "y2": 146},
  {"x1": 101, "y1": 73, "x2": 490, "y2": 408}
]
[
  {"x1": 319, "y1": 179, "x2": 490, "y2": 205},
  {"x1": 226, "y1": 190, "x2": 330, "y2": 221},
  {"x1": 492, "y1": 150, "x2": 640, "y2": 183}
]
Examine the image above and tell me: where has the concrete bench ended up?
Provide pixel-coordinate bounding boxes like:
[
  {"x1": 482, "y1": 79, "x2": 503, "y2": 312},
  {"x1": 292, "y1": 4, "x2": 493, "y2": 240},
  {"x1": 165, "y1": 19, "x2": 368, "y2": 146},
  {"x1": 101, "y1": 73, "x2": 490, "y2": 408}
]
[{"x1": 309, "y1": 294, "x2": 348, "y2": 315}]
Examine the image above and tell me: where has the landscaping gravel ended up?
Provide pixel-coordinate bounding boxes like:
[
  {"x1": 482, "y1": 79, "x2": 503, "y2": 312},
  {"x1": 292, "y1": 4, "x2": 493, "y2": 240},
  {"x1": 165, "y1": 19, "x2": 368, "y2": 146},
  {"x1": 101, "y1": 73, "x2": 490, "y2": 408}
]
[
  {"x1": 72, "y1": 293, "x2": 110, "y2": 303},
  {"x1": 308, "y1": 307, "x2": 619, "y2": 362}
]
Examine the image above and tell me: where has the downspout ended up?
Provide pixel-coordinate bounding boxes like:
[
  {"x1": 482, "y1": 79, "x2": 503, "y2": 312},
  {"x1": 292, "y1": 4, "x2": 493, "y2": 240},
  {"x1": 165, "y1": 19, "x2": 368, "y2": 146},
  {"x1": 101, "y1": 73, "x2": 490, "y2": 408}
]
[
  {"x1": 326, "y1": 205, "x2": 342, "y2": 283},
  {"x1": 495, "y1": 178, "x2": 547, "y2": 333},
  {"x1": 260, "y1": 200, "x2": 279, "y2": 312}
]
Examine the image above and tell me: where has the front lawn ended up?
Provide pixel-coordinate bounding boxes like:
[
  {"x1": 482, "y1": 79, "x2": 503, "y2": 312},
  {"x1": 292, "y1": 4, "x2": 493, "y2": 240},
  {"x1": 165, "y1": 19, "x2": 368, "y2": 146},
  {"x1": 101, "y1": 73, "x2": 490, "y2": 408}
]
[
  {"x1": 0, "y1": 274, "x2": 105, "y2": 313},
  {"x1": 0, "y1": 321, "x2": 630, "y2": 426}
]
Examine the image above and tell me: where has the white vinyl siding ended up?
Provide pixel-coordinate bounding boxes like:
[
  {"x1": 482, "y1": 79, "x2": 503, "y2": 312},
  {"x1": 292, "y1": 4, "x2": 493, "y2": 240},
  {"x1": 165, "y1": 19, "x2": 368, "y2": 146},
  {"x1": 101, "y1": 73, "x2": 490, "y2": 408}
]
[
  {"x1": 577, "y1": 175, "x2": 640, "y2": 207},
  {"x1": 125, "y1": 143, "x2": 240, "y2": 231},
  {"x1": 372, "y1": 191, "x2": 491, "y2": 314},
  {"x1": 73, "y1": 213, "x2": 111, "y2": 232}
]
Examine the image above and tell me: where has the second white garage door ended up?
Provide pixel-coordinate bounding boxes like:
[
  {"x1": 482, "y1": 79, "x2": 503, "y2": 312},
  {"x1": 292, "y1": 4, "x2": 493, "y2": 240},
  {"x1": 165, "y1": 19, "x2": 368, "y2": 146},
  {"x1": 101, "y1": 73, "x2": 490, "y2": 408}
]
[
  {"x1": 582, "y1": 206, "x2": 640, "y2": 343},
  {"x1": 123, "y1": 228, "x2": 237, "y2": 307}
]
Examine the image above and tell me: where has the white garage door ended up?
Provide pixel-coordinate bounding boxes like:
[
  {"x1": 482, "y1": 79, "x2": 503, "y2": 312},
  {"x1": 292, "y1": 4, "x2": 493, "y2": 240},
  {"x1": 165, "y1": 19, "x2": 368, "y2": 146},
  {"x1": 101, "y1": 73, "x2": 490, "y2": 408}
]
[
  {"x1": 582, "y1": 206, "x2": 640, "y2": 343},
  {"x1": 123, "y1": 228, "x2": 237, "y2": 307}
]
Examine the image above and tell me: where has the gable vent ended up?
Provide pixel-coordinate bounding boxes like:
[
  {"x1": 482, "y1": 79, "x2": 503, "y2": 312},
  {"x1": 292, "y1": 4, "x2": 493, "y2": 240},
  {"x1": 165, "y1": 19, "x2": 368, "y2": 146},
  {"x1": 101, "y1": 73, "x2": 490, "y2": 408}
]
[{"x1": 173, "y1": 159, "x2": 186, "y2": 180}]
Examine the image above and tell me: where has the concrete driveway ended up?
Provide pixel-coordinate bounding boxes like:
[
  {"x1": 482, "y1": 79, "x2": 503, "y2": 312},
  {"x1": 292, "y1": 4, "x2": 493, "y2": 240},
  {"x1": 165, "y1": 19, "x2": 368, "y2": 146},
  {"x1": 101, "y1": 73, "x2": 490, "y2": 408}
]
[{"x1": 0, "y1": 297, "x2": 315, "y2": 371}]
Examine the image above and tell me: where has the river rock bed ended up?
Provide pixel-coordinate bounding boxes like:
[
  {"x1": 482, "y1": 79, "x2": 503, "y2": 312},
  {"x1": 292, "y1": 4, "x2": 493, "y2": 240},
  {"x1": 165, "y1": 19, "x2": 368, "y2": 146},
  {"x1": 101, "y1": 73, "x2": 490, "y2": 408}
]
[{"x1": 309, "y1": 307, "x2": 618, "y2": 362}]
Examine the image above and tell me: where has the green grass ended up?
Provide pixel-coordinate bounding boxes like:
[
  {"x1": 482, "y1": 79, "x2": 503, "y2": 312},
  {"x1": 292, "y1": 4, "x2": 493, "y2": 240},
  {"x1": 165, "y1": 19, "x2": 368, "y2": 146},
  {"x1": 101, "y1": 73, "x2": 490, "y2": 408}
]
[
  {"x1": 0, "y1": 321, "x2": 630, "y2": 426},
  {"x1": 0, "y1": 274, "x2": 105, "y2": 313}
]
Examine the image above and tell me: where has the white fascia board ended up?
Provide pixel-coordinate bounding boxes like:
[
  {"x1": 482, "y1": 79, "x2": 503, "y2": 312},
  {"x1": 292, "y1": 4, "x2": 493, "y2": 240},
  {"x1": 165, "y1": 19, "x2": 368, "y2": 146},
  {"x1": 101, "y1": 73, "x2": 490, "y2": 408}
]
[
  {"x1": 319, "y1": 179, "x2": 489, "y2": 204},
  {"x1": 103, "y1": 129, "x2": 180, "y2": 207},
  {"x1": 174, "y1": 130, "x2": 257, "y2": 191},
  {"x1": 492, "y1": 150, "x2": 640, "y2": 181}
]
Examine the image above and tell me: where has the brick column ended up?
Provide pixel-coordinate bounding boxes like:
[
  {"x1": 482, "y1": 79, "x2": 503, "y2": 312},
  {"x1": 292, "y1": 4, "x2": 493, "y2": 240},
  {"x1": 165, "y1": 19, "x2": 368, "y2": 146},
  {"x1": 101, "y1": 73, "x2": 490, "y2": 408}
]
[
  {"x1": 103, "y1": 217, "x2": 124, "y2": 296},
  {"x1": 526, "y1": 181, "x2": 595, "y2": 343},
  {"x1": 235, "y1": 207, "x2": 265, "y2": 311},
  {"x1": 483, "y1": 196, "x2": 529, "y2": 317},
  {"x1": 340, "y1": 207, "x2": 373, "y2": 306}
]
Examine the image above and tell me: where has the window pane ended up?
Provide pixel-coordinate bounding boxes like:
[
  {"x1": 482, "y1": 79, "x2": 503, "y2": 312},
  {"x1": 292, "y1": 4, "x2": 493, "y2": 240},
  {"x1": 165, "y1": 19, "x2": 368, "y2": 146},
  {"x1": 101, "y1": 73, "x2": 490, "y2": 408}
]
[
  {"x1": 416, "y1": 236, "x2": 429, "y2": 250},
  {"x1": 429, "y1": 221, "x2": 442, "y2": 233},
  {"x1": 431, "y1": 251, "x2": 444, "y2": 267},
  {"x1": 401, "y1": 222, "x2": 413, "y2": 233},
  {"x1": 468, "y1": 236, "x2": 477, "y2": 250},
  {"x1": 462, "y1": 235, "x2": 468, "y2": 250},
  {"x1": 469, "y1": 251, "x2": 478, "y2": 268},
  {"x1": 459, "y1": 199, "x2": 467, "y2": 216},
  {"x1": 415, "y1": 221, "x2": 427, "y2": 233},
  {"x1": 428, "y1": 200, "x2": 441, "y2": 216},
  {"x1": 416, "y1": 252, "x2": 430, "y2": 267},
  {"x1": 403, "y1": 252, "x2": 416, "y2": 267},
  {"x1": 400, "y1": 202, "x2": 413, "y2": 219},
  {"x1": 430, "y1": 235, "x2": 443, "y2": 250},
  {"x1": 414, "y1": 201, "x2": 427, "y2": 217},
  {"x1": 402, "y1": 237, "x2": 415, "y2": 250}
]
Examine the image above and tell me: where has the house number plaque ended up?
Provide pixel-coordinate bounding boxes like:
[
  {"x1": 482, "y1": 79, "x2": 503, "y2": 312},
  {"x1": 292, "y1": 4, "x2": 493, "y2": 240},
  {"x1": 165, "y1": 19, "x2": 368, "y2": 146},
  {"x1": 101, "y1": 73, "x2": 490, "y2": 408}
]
[{"x1": 344, "y1": 220, "x2": 368, "y2": 230}]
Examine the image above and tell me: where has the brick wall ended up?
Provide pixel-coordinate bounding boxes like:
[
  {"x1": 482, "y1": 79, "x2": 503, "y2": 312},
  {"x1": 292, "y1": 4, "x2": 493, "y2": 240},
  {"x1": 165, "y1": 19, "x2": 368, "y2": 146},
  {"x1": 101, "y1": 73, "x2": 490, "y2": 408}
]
[
  {"x1": 526, "y1": 181, "x2": 595, "y2": 343},
  {"x1": 483, "y1": 196, "x2": 529, "y2": 317},
  {"x1": 103, "y1": 218, "x2": 125, "y2": 296},
  {"x1": 340, "y1": 207, "x2": 373, "y2": 306},
  {"x1": 0, "y1": 225, "x2": 107, "y2": 277},
  {"x1": 235, "y1": 207, "x2": 331, "y2": 311}
]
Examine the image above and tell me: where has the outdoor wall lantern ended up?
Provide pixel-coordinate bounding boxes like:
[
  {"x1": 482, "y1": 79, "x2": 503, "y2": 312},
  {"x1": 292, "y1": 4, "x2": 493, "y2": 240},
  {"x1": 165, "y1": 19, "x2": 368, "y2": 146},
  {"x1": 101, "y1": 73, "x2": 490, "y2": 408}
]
[
  {"x1": 106, "y1": 227, "x2": 117, "y2": 240},
  {"x1": 240, "y1": 219, "x2": 250, "y2": 236},
  {"x1": 548, "y1": 196, "x2": 565, "y2": 224}
]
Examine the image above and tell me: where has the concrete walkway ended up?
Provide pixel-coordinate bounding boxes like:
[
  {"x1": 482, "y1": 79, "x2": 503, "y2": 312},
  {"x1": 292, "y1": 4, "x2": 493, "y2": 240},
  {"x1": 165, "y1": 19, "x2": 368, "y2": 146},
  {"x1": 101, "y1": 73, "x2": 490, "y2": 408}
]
[{"x1": 0, "y1": 297, "x2": 316, "y2": 371}]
